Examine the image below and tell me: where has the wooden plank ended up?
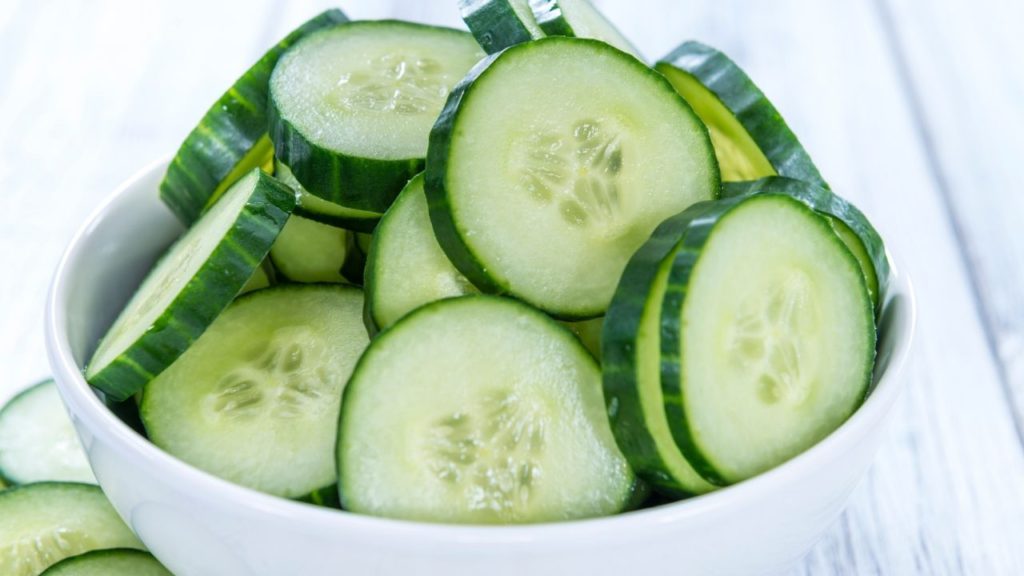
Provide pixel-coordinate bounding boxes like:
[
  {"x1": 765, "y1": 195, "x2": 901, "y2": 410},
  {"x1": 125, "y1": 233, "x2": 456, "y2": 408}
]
[{"x1": 880, "y1": 0, "x2": 1024, "y2": 441}]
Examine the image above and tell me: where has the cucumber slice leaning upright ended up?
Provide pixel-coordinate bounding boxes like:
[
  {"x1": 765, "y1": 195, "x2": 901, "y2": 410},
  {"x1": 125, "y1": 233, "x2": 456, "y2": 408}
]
[
  {"x1": 365, "y1": 174, "x2": 476, "y2": 333},
  {"x1": 87, "y1": 169, "x2": 295, "y2": 401},
  {"x1": 270, "y1": 21, "x2": 484, "y2": 213},
  {"x1": 160, "y1": 9, "x2": 348, "y2": 224},
  {"x1": 0, "y1": 482, "x2": 144, "y2": 576},
  {"x1": 530, "y1": 0, "x2": 641, "y2": 58},
  {"x1": 656, "y1": 41, "x2": 826, "y2": 186},
  {"x1": 0, "y1": 380, "x2": 95, "y2": 485},
  {"x1": 459, "y1": 0, "x2": 544, "y2": 54},
  {"x1": 427, "y1": 37, "x2": 719, "y2": 318},
  {"x1": 41, "y1": 549, "x2": 170, "y2": 576},
  {"x1": 660, "y1": 194, "x2": 875, "y2": 484},
  {"x1": 141, "y1": 285, "x2": 369, "y2": 500},
  {"x1": 339, "y1": 295, "x2": 639, "y2": 524}
]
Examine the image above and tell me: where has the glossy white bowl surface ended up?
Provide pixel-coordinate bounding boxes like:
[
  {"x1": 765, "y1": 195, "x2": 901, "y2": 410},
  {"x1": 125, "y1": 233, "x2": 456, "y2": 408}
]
[{"x1": 45, "y1": 159, "x2": 916, "y2": 576}]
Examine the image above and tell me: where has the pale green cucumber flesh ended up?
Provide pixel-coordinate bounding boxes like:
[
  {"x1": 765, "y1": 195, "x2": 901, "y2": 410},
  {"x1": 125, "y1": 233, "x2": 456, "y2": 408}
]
[
  {"x1": 87, "y1": 169, "x2": 295, "y2": 401},
  {"x1": 270, "y1": 215, "x2": 351, "y2": 284},
  {"x1": 41, "y1": 549, "x2": 170, "y2": 576},
  {"x1": 661, "y1": 195, "x2": 875, "y2": 483},
  {"x1": 0, "y1": 380, "x2": 94, "y2": 485},
  {"x1": 365, "y1": 174, "x2": 476, "y2": 332},
  {"x1": 339, "y1": 296, "x2": 638, "y2": 524},
  {"x1": 427, "y1": 37, "x2": 718, "y2": 318},
  {"x1": 269, "y1": 21, "x2": 483, "y2": 212},
  {"x1": 160, "y1": 9, "x2": 348, "y2": 224},
  {"x1": 530, "y1": 0, "x2": 641, "y2": 57},
  {"x1": 0, "y1": 483, "x2": 144, "y2": 576},
  {"x1": 141, "y1": 285, "x2": 369, "y2": 499}
]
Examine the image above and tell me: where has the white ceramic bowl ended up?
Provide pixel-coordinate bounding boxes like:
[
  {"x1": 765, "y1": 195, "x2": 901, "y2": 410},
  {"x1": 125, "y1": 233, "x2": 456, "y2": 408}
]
[{"x1": 46, "y1": 159, "x2": 916, "y2": 576}]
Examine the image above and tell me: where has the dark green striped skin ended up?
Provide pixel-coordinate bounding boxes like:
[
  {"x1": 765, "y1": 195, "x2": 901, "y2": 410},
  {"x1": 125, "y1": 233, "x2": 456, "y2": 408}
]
[
  {"x1": 658, "y1": 195, "x2": 875, "y2": 484},
  {"x1": 87, "y1": 170, "x2": 295, "y2": 402},
  {"x1": 293, "y1": 199, "x2": 380, "y2": 233},
  {"x1": 656, "y1": 41, "x2": 828, "y2": 189},
  {"x1": 722, "y1": 176, "x2": 891, "y2": 312},
  {"x1": 41, "y1": 549, "x2": 170, "y2": 576},
  {"x1": 459, "y1": 0, "x2": 541, "y2": 53},
  {"x1": 159, "y1": 9, "x2": 348, "y2": 224},
  {"x1": 530, "y1": 0, "x2": 642, "y2": 56},
  {"x1": 601, "y1": 206, "x2": 724, "y2": 495}
]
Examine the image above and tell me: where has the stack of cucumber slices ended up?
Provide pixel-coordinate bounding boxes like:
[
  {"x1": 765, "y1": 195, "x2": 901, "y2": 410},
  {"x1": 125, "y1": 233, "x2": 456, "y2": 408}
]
[{"x1": 72, "y1": 1, "x2": 888, "y2": 528}]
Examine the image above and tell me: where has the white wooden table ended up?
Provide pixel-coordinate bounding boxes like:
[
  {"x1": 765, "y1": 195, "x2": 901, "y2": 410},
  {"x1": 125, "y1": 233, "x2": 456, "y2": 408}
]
[{"x1": 1, "y1": 0, "x2": 1022, "y2": 573}]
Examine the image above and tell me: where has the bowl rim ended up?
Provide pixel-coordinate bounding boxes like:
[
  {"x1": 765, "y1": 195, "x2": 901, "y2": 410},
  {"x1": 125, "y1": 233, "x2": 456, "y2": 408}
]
[{"x1": 45, "y1": 157, "x2": 917, "y2": 544}]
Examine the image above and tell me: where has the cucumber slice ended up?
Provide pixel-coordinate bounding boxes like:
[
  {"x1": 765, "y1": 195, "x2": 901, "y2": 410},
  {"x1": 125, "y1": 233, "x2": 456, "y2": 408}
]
[
  {"x1": 530, "y1": 0, "x2": 641, "y2": 58},
  {"x1": 603, "y1": 209, "x2": 721, "y2": 495},
  {"x1": 339, "y1": 296, "x2": 638, "y2": 524},
  {"x1": 655, "y1": 42, "x2": 826, "y2": 187},
  {"x1": 0, "y1": 380, "x2": 94, "y2": 485},
  {"x1": 160, "y1": 9, "x2": 348, "y2": 224},
  {"x1": 41, "y1": 549, "x2": 170, "y2": 576},
  {"x1": 723, "y1": 176, "x2": 890, "y2": 311},
  {"x1": 87, "y1": 170, "x2": 295, "y2": 401},
  {"x1": 141, "y1": 285, "x2": 369, "y2": 499},
  {"x1": 269, "y1": 215, "x2": 352, "y2": 284},
  {"x1": 427, "y1": 37, "x2": 719, "y2": 318},
  {"x1": 269, "y1": 21, "x2": 483, "y2": 213},
  {"x1": 365, "y1": 174, "x2": 476, "y2": 332},
  {"x1": 276, "y1": 161, "x2": 381, "y2": 233},
  {"x1": 660, "y1": 194, "x2": 875, "y2": 484},
  {"x1": 459, "y1": 0, "x2": 544, "y2": 54},
  {"x1": 0, "y1": 483, "x2": 143, "y2": 576}
]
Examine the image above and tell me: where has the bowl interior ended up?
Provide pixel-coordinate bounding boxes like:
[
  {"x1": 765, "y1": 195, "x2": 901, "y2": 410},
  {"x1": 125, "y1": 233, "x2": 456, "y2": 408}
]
[{"x1": 47, "y1": 159, "x2": 916, "y2": 536}]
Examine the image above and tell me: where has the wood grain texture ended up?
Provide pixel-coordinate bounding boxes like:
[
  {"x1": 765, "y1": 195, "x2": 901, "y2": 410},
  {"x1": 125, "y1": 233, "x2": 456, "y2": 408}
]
[{"x1": 0, "y1": 0, "x2": 1021, "y2": 573}]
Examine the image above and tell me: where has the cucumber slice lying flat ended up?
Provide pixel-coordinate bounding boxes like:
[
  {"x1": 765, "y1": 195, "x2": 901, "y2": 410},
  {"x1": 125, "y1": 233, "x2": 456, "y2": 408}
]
[
  {"x1": 160, "y1": 9, "x2": 348, "y2": 224},
  {"x1": 660, "y1": 194, "x2": 875, "y2": 484},
  {"x1": 655, "y1": 41, "x2": 826, "y2": 187},
  {"x1": 87, "y1": 169, "x2": 295, "y2": 401},
  {"x1": 0, "y1": 482, "x2": 143, "y2": 576},
  {"x1": 41, "y1": 549, "x2": 170, "y2": 576},
  {"x1": 0, "y1": 380, "x2": 94, "y2": 485},
  {"x1": 723, "y1": 176, "x2": 890, "y2": 311},
  {"x1": 339, "y1": 296, "x2": 638, "y2": 524},
  {"x1": 269, "y1": 215, "x2": 352, "y2": 284},
  {"x1": 141, "y1": 285, "x2": 369, "y2": 500},
  {"x1": 531, "y1": 0, "x2": 641, "y2": 58},
  {"x1": 270, "y1": 21, "x2": 483, "y2": 213},
  {"x1": 276, "y1": 161, "x2": 381, "y2": 233},
  {"x1": 365, "y1": 174, "x2": 476, "y2": 332},
  {"x1": 603, "y1": 210, "x2": 721, "y2": 495},
  {"x1": 459, "y1": 0, "x2": 544, "y2": 54},
  {"x1": 427, "y1": 37, "x2": 719, "y2": 318}
]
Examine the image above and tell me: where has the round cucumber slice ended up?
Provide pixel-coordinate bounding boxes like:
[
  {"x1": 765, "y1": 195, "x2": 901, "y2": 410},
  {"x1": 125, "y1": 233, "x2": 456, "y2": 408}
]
[
  {"x1": 339, "y1": 296, "x2": 638, "y2": 524},
  {"x1": 87, "y1": 169, "x2": 295, "y2": 402},
  {"x1": 41, "y1": 549, "x2": 170, "y2": 576},
  {"x1": 655, "y1": 41, "x2": 827, "y2": 187},
  {"x1": 0, "y1": 483, "x2": 143, "y2": 576},
  {"x1": 365, "y1": 174, "x2": 477, "y2": 333},
  {"x1": 270, "y1": 21, "x2": 484, "y2": 212},
  {"x1": 141, "y1": 285, "x2": 369, "y2": 500},
  {"x1": 160, "y1": 9, "x2": 348, "y2": 224},
  {"x1": 275, "y1": 161, "x2": 381, "y2": 232},
  {"x1": 0, "y1": 379, "x2": 94, "y2": 485},
  {"x1": 427, "y1": 37, "x2": 719, "y2": 319},
  {"x1": 660, "y1": 194, "x2": 875, "y2": 484}
]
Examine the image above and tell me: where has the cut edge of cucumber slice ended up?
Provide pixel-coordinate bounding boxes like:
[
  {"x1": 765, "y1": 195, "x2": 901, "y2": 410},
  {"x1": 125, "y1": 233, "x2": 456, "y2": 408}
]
[
  {"x1": 529, "y1": 0, "x2": 642, "y2": 58},
  {"x1": 275, "y1": 161, "x2": 381, "y2": 232},
  {"x1": 460, "y1": 0, "x2": 545, "y2": 54},
  {"x1": 656, "y1": 41, "x2": 827, "y2": 188},
  {"x1": 269, "y1": 20, "x2": 482, "y2": 213},
  {"x1": 87, "y1": 169, "x2": 295, "y2": 402},
  {"x1": 0, "y1": 379, "x2": 95, "y2": 486},
  {"x1": 659, "y1": 194, "x2": 875, "y2": 484},
  {"x1": 426, "y1": 37, "x2": 720, "y2": 319},
  {"x1": 339, "y1": 295, "x2": 641, "y2": 524},
  {"x1": 40, "y1": 548, "x2": 170, "y2": 576},
  {"x1": 722, "y1": 176, "x2": 890, "y2": 311},
  {"x1": 159, "y1": 9, "x2": 348, "y2": 224}
]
